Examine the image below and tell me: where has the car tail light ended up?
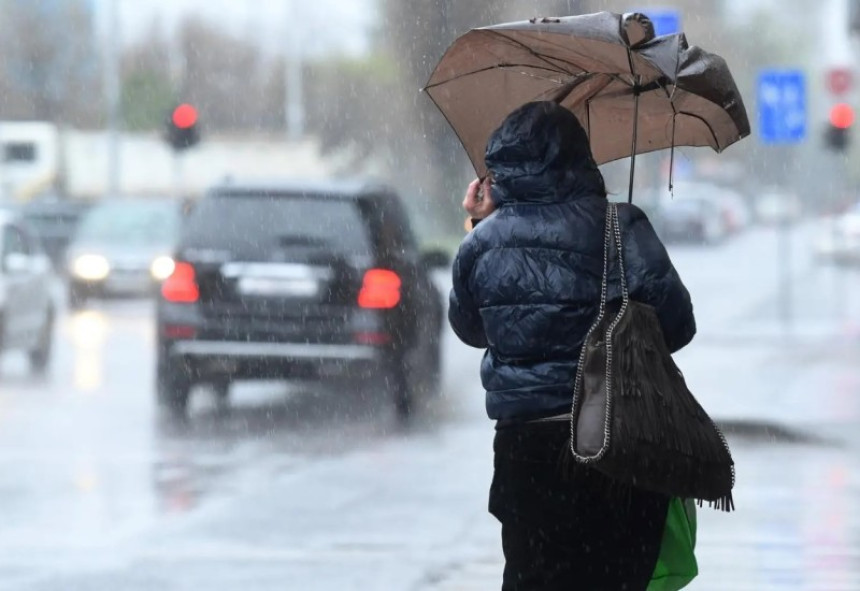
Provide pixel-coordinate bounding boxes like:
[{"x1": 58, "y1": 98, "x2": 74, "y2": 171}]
[
  {"x1": 358, "y1": 269, "x2": 401, "y2": 309},
  {"x1": 161, "y1": 262, "x2": 199, "y2": 303},
  {"x1": 162, "y1": 324, "x2": 197, "y2": 339},
  {"x1": 353, "y1": 331, "x2": 392, "y2": 345}
]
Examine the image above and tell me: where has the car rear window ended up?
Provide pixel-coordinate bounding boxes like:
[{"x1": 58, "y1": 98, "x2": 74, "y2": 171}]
[
  {"x1": 77, "y1": 201, "x2": 179, "y2": 244},
  {"x1": 182, "y1": 193, "x2": 373, "y2": 258},
  {"x1": 23, "y1": 211, "x2": 82, "y2": 235}
]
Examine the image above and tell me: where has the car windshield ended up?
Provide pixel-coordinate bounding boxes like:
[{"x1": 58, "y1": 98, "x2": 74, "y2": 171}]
[
  {"x1": 182, "y1": 193, "x2": 373, "y2": 258},
  {"x1": 77, "y1": 201, "x2": 178, "y2": 244}
]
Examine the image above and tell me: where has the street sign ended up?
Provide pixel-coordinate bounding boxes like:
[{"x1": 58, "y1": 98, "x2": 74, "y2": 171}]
[
  {"x1": 757, "y1": 69, "x2": 806, "y2": 144},
  {"x1": 643, "y1": 9, "x2": 681, "y2": 36},
  {"x1": 826, "y1": 67, "x2": 853, "y2": 95}
]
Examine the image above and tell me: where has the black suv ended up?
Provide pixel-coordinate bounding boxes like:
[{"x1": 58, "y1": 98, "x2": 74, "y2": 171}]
[{"x1": 155, "y1": 180, "x2": 447, "y2": 418}]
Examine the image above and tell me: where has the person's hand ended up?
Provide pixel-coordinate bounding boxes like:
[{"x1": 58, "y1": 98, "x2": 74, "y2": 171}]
[{"x1": 463, "y1": 177, "x2": 496, "y2": 220}]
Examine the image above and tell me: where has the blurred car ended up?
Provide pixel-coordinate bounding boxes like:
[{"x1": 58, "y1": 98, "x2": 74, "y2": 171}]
[
  {"x1": 0, "y1": 209, "x2": 55, "y2": 374},
  {"x1": 815, "y1": 202, "x2": 860, "y2": 265},
  {"x1": 657, "y1": 198, "x2": 728, "y2": 244},
  {"x1": 712, "y1": 187, "x2": 753, "y2": 234},
  {"x1": 754, "y1": 188, "x2": 802, "y2": 225},
  {"x1": 155, "y1": 180, "x2": 448, "y2": 419},
  {"x1": 66, "y1": 198, "x2": 182, "y2": 307},
  {"x1": 19, "y1": 196, "x2": 92, "y2": 271},
  {"x1": 652, "y1": 182, "x2": 730, "y2": 245},
  {"x1": 652, "y1": 181, "x2": 747, "y2": 241}
]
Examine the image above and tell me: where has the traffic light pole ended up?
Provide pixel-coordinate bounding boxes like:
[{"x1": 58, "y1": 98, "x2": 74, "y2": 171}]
[
  {"x1": 105, "y1": 0, "x2": 122, "y2": 196},
  {"x1": 285, "y1": 0, "x2": 304, "y2": 141},
  {"x1": 173, "y1": 152, "x2": 184, "y2": 200},
  {"x1": 777, "y1": 215, "x2": 794, "y2": 338}
]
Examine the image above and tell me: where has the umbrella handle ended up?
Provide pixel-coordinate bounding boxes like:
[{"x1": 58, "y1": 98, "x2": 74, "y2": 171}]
[{"x1": 627, "y1": 77, "x2": 641, "y2": 204}]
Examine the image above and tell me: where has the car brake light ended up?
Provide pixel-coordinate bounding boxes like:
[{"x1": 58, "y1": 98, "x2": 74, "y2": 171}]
[
  {"x1": 354, "y1": 331, "x2": 392, "y2": 345},
  {"x1": 163, "y1": 324, "x2": 197, "y2": 339},
  {"x1": 161, "y1": 262, "x2": 199, "y2": 303},
  {"x1": 358, "y1": 269, "x2": 401, "y2": 309}
]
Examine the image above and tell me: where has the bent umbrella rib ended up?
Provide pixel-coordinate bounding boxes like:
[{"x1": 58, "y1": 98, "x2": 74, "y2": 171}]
[
  {"x1": 484, "y1": 30, "x2": 581, "y2": 76},
  {"x1": 675, "y1": 110, "x2": 722, "y2": 150},
  {"x1": 424, "y1": 63, "x2": 572, "y2": 90}
]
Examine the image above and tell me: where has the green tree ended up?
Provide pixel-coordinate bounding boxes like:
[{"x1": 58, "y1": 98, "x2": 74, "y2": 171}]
[{"x1": 120, "y1": 23, "x2": 175, "y2": 131}]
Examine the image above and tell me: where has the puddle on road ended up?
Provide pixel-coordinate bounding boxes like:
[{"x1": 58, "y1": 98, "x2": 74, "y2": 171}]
[{"x1": 66, "y1": 310, "x2": 109, "y2": 392}]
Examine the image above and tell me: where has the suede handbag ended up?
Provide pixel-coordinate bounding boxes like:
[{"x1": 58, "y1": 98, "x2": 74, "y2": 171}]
[{"x1": 569, "y1": 202, "x2": 735, "y2": 510}]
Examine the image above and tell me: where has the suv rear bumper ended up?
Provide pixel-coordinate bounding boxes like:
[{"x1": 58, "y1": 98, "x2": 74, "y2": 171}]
[
  {"x1": 163, "y1": 339, "x2": 386, "y2": 381},
  {"x1": 171, "y1": 340, "x2": 378, "y2": 361}
]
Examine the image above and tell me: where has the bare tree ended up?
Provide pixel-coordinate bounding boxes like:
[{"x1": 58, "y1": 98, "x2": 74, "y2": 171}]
[
  {"x1": 177, "y1": 19, "x2": 270, "y2": 132},
  {"x1": 0, "y1": 0, "x2": 103, "y2": 126},
  {"x1": 379, "y1": 0, "x2": 585, "y2": 234},
  {"x1": 304, "y1": 55, "x2": 401, "y2": 160}
]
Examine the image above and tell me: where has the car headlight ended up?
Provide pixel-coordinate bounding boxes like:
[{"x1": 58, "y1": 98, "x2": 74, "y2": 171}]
[
  {"x1": 72, "y1": 255, "x2": 110, "y2": 281},
  {"x1": 150, "y1": 256, "x2": 176, "y2": 281}
]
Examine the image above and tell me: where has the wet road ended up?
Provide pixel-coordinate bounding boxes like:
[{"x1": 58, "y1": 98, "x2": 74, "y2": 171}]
[{"x1": 1, "y1": 222, "x2": 860, "y2": 590}]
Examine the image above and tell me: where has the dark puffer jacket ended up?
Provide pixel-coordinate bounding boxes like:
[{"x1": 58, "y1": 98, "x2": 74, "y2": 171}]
[{"x1": 449, "y1": 101, "x2": 696, "y2": 422}]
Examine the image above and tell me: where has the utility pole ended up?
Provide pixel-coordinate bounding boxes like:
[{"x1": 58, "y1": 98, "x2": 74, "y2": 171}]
[
  {"x1": 285, "y1": 0, "x2": 304, "y2": 141},
  {"x1": 105, "y1": 0, "x2": 121, "y2": 196}
]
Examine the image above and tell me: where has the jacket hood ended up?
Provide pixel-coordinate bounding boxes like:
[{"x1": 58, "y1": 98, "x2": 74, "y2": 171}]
[{"x1": 484, "y1": 101, "x2": 606, "y2": 205}]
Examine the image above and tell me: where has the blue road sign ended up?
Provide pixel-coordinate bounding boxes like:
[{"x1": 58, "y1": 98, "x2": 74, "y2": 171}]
[
  {"x1": 644, "y1": 9, "x2": 681, "y2": 36},
  {"x1": 757, "y1": 69, "x2": 806, "y2": 144}
]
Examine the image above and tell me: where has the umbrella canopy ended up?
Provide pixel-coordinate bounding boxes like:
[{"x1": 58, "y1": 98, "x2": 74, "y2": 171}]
[{"x1": 423, "y1": 12, "x2": 750, "y2": 178}]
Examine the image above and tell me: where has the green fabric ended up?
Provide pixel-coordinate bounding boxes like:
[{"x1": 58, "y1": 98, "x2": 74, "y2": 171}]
[{"x1": 648, "y1": 498, "x2": 698, "y2": 591}]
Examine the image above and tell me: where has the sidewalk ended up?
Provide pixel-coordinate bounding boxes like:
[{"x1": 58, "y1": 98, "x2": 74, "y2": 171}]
[
  {"x1": 426, "y1": 249, "x2": 860, "y2": 590},
  {"x1": 425, "y1": 333, "x2": 860, "y2": 590},
  {"x1": 426, "y1": 432, "x2": 860, "y2": 591},
  {"x1": 678, "y1": 257, "x2": 860, "y2": 428}
]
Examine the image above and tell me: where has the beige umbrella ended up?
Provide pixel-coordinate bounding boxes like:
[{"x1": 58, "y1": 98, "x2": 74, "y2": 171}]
[{"x1": 424, "y1": 12, "x2": 750, "y2": 201}]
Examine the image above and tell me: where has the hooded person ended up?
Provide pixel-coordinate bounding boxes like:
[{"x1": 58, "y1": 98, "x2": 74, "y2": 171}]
[{"x1": 448, "y1": 101, "x2": 696, "y2": 590}]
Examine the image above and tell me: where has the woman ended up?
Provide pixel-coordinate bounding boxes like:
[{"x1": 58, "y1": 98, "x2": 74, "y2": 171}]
[{"x1": 449, "y1": 101, "x2": 697, "y2": 590}]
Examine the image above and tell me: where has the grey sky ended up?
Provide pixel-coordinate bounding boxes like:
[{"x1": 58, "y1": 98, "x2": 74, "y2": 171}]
[{"x1": 94, "y1": 0, "x2": 376, "y2": 57}]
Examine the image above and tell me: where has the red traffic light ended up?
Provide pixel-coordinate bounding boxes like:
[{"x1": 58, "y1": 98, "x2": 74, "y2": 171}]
[
  {"x1": 829, "y1": 103, "x2": 855, "y2": 129},
  {"x1": 172, "y1": 104, "x2": 198, "y2": 129}
]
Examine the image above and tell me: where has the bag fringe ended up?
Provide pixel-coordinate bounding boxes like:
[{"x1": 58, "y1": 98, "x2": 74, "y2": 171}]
[{"x1": 569, "y1": 203, "x2": 735, "y2": 510}]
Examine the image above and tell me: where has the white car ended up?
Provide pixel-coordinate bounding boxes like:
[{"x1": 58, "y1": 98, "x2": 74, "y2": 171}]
[
  {"x1": 0, "y1": 210, "x2": 55, "y2": 374},
  {"x1": 816, "y1": 202, "x2": 860, "y2": 265},
  {"x1": 754, "y1": 188, "x2": 802, "y2": 225},
  {"x1": 652, "y1": 182, "x2": 732, "y2": 245},
  {"x1": 713, "y1": 187, "x2": 753, "y2": 233}
]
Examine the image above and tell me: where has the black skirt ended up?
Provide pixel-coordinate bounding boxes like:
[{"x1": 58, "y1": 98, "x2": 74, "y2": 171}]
[{"x1": 489, "y1": 420, "x2": 669, "y2": 591}]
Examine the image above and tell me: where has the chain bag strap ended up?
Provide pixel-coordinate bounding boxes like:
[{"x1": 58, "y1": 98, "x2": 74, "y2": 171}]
[{"x1": 569, "y1": 202, "x2": 623, "y2": 462}]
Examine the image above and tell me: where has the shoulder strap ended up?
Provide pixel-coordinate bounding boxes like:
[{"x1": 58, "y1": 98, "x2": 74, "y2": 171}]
[
  {"x1": 610, "y1": 203, "x2": 629, "y2": 304},
  {"x1": 598, "y1": 202, "x2": 612, "y2": 315},
  {"x1": 600, "y1": 203, "x2": 630, "y2": 311}
]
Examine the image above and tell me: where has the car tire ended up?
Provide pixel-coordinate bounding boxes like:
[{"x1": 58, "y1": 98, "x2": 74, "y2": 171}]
[
  {"x1": 29, "y1": 308, "x2": 54, "y2": 376},
  {"x1": 68, "y1": 283, "x2": 87, "y2": 310},
  {"x1": 157, "y1": 358, "x2": 193, "y2": 419},
  {"x1": 415, "y1": 330, "x2": 442, "y2": 399},
  {"x1": 391, "y1": 327, "x2": 443, "y2": 420},
  {"x1": 391, "y1": 362, "x2": 414, "y2": 420},
  {"x1": 212, "y1": 379, "x2": 231, "y2": 399},
  {"x1": 211, "y1": 379, "x2": 231, "y2": 413},
  {"x1": 0, "y1": 313, "x2": 5, "y2": 361}
]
